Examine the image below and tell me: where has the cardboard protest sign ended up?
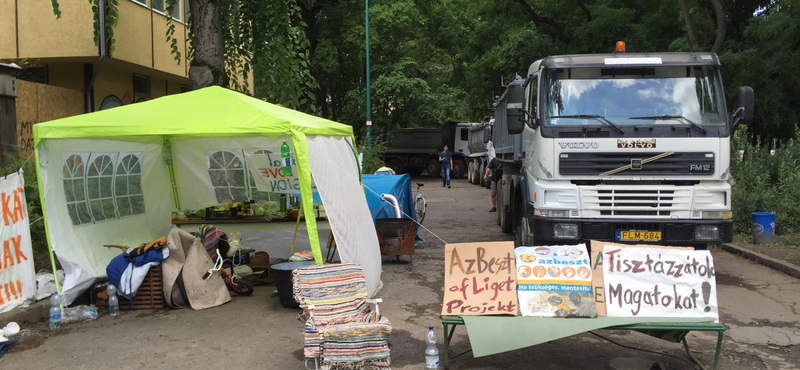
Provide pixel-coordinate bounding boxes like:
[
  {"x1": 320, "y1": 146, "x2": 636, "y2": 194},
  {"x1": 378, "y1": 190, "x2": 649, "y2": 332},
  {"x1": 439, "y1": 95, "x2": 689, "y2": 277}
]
[
  {"x1": 590, "y1": 240, "x2": 693, "y2": 316},
  {"x1": 516, "y1": 244, "x2": 596, "y2": 317},
  {"x1": 0, "y1": 171, "x2": 36, "y2": 313},
  {"x1": 442, "y1": 242, "x2": 518, "y2": 316},
  {"x1": 601, "y1": 245, "x2": 719, "y2": 320}
]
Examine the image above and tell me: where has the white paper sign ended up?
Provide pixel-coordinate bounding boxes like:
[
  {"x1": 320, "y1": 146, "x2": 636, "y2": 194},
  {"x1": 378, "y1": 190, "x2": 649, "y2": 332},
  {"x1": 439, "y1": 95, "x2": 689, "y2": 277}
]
[
  {"x1": 243, "y1": 147, "x2": 316, "y2": 194},
  {"x1": 602, "y1": 245, "x2": 719, "y2": 320},
  {"x1": 0, "y1": 171, "x2": 36, "y2": 313}
]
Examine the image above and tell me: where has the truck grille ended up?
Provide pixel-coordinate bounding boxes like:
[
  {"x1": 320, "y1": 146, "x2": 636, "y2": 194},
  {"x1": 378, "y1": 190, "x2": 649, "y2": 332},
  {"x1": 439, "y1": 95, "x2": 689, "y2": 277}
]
[
  {"x1": 559, "y1": 152, "x2": 714, "y2": 176},
  {"x1": 582, "y1": 186, "x2": 693, "y2": 218}
]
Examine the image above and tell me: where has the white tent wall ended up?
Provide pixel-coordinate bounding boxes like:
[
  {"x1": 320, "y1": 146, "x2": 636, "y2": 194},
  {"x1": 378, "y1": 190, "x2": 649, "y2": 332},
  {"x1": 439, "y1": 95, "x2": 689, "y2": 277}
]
[
  {"x1": 305, "y1": 135, "x2": 383, "y2": 297},
  {"x1": 171, "y1": 135, "x2": 329, "y2": 256},
  {"x1": 39, "y1": 138, "x2": 173, "y2": 305}
]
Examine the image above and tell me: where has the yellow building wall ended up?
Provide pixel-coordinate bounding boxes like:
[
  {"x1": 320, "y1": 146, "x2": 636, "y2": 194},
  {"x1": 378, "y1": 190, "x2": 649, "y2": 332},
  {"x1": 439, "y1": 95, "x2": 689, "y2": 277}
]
[
  {"x1": 16, "y1": 0, "x2": 97, "y2": 58},
  {"x1": 112, "y1": 0, "x2": 154, "y2": 69},
  {"x1": 0, "y1": 0, "x2": 16, "y2": 58},
  {"x1": 93, "y1": 66, "x2": 134, "y2": 109},
  {"x1": 153, "y1": 14, "x2": 188, "y2": 77}
]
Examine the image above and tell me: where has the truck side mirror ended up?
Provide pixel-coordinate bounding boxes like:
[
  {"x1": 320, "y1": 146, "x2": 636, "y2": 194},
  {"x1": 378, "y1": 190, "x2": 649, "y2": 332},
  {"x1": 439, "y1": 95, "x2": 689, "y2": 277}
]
[
  {"x1": 483, "y1": 126, "x2": 491, "y2": 144},
  {"x1": 506, "y1": 83, "x2": 526, "y2": 134},
  {"x1": 733, "y1": 86, "x2": 754, "y2": 127}
]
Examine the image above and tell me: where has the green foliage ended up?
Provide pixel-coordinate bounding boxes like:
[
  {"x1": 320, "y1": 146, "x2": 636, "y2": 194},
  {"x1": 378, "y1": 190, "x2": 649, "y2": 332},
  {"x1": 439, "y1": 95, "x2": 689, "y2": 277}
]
[
  {"x1": 358, "y1": 137, "x2": 387, "y2": 175},
  {"x1": 1, "y1": 153, "x2": 51, "y2": 271},
  {"x1": 89, "y1": 0, "x2": 119, "y2": 55},
  {"x1": 731, "y1": 137, "x2": 800, "y2": 235}
]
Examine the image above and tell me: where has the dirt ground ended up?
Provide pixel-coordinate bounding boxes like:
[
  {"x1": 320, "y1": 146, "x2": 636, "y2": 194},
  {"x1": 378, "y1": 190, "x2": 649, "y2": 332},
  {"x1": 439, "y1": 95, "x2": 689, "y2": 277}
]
[
  {"x1": 732, "y1": 233, "x2": 800, "y2": 267},
  {"x1": 1, "y1": 176, "x2": 798, "y2": 370}
]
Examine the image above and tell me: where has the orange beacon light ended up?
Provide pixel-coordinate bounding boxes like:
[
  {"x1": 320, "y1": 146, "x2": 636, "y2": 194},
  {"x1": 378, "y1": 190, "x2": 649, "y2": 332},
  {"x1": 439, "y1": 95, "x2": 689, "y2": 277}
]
[{"x1": 615, "y1": 41, "x2": 626, "y2": 53}]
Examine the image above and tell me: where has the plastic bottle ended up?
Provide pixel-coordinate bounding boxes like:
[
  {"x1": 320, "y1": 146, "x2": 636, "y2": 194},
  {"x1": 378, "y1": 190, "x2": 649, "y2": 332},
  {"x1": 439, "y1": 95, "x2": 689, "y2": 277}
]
[
  {"x1": 281, "y1": 140, "x2": 292, "y2": 175},
  {"x1": 425, "y1": 326, "x2": 439, "y2": 369},
  {"x1": 107, "y1": 284, "x2": 120, "y2": 316},
  {"x1": 49, "y1": 293, "x2": 62, "y2": 329}
]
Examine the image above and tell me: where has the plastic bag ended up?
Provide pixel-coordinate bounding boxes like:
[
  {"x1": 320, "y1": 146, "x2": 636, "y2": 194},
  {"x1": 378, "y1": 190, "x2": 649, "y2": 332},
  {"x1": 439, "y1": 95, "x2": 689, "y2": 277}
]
[
  {"x1": 61, "y1": 305, "x2": 99, "y2": 323},
  {"x1": 35, "y1": 269, "x2": 65, "y2": 301},
  {"x1": 289, "y1": 250, "x2": 314, "y2": 262}
]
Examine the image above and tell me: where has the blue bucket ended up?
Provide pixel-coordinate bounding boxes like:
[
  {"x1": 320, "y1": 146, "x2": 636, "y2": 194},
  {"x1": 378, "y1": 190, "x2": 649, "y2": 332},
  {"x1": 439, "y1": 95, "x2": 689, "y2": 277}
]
[{"x1": 751, "y1": 212, "x2": 776, "y2": 244}]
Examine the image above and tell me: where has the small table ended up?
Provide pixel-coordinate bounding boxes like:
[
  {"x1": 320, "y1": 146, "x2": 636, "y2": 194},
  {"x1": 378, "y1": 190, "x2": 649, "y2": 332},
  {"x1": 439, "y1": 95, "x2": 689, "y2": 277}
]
[{"x1": 441, "y1": 315, "x2": 725, "y2": 370}]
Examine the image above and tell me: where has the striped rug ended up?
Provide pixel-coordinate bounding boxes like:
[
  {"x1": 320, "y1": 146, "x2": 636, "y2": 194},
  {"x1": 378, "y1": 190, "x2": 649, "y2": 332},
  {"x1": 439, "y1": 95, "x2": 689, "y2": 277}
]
[{"x1": 293, "y1": 264, "x2": 391, "y2": 370}]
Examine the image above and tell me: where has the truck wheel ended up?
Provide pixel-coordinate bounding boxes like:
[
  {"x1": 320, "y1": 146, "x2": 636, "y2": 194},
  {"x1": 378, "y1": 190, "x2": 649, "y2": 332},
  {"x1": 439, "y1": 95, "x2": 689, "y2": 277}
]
[
  {"x1": 500, "y1": 184, "x2": 513, "y2": 233},
  {"x1": 426, "y1": 159, "x2": 441, "y2": 178},
  {"x1": 516, "y1": 216, "x2": 533, "y2": 247},
  {"x1": 467, "y1": 162, "x2": 475, "y2": 183},
  {"x1": 452, "y1": 159, "x2": 466, "y2": 179},
  {"x1": 473, "y1": 164, "x2": 481, "y2": 184},
  {"x1": 495, "y1": 187, "x2": 503, "y2": 225},
  {"x1": 479, "y1": 162, "x2": 486, "y2": 187},
  {"x1": 387, "y1": 159, "x2": 404, "y2": 174}
]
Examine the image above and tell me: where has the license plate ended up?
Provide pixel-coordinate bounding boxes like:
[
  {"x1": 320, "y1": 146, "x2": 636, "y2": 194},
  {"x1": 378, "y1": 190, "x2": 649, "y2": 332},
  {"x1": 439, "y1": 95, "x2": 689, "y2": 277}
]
[{"x1": 617, "y1": 230, "x2": 661, "y2": 241}]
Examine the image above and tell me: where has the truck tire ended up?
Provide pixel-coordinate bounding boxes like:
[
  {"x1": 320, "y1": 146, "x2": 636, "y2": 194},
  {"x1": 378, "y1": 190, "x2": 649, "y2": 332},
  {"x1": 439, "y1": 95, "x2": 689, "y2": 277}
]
[
  {"x1": 426, "y1": 159, "x2": 441, "y2": 178},
  {"x1": 467, "y1": 162, "x2": 475, "y2": 183},
  {"x1": 516, "y1": 215, "x2": 534, "y2": 247},
  {"x1": 479, "y1": 162, "x2": 486, "y2": 187},
  {"x1": 495, "y1": 187, "x2": 503, "y2": 225},
  {"x1": 387, "y1": 159, "x2": 404, "y2": 175},
  {"x1": 452, "y1": 159, "x2": 466, "y2": 179},
  {"x1": 472, "y1": 163, "x2": 481, "y2": 184},
  {"x1": 500, "y1": 184, "x2": 513, "y2": 233}
]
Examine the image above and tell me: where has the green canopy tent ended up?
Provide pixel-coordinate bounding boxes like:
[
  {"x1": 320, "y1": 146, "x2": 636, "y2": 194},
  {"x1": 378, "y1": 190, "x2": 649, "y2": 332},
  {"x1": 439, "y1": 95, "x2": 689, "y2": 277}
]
[{"x1": 33, "y1": 86, "x2": 382, "y2": 305}]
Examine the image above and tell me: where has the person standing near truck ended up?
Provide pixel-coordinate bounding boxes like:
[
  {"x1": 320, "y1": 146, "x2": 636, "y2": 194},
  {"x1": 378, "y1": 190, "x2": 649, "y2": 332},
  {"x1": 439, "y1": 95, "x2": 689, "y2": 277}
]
[
  {"x1": 439, "y1": 145, "x2": 453, "y2": 188},
  {"x1": 484, "y1": 157, "x2": 502, "y2": 212}
]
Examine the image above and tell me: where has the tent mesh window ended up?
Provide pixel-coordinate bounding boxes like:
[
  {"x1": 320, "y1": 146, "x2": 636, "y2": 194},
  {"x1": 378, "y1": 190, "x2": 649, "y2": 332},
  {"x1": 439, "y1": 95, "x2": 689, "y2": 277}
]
[
  {"x1": 63, "y1": 154, "x2": 92, "y2": 226},
  {"x1": 86, "y1": 154, "x2": 117, "y2": 222},
  {"x1": 114, "y1": 154, "x2": 146, "y2": 217},
  {"x1": 208, "y1": 150, "x2": 248, "y2": 202}
]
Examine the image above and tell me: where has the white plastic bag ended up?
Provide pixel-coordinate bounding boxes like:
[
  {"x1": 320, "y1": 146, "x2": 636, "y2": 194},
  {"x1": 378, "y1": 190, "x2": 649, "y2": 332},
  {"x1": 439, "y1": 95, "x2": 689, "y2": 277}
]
[{"x1": 35, "y1": 269, "x2": 65, "y2": 301}]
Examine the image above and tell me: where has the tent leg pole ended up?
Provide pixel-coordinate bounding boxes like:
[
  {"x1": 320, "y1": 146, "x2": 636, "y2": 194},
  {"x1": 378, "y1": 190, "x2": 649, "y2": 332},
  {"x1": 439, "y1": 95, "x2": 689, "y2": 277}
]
[{"x1": 290, "y1": 202, "x2": 303, "y2": 258}]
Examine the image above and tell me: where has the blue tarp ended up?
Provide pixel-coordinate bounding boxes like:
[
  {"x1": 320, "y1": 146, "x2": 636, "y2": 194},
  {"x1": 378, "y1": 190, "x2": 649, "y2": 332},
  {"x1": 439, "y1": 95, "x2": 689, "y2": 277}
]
[{"x1": 362, "y1": 174, "x2": 416, "y2": 224}]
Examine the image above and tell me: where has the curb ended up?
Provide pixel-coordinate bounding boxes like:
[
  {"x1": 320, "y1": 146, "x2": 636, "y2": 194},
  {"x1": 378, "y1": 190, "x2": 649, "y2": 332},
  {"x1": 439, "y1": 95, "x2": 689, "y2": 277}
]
[
  {"x1": 721, "y1": 243, "x2": 800, "y2": 279},
  {"x1": 0, "y1": 298, "x2": 50, "y2": 327}
]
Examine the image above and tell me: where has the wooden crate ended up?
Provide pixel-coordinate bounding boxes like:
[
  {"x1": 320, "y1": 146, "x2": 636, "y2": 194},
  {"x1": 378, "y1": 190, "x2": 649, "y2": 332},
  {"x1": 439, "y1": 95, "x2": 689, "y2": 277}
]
[{"x1": 122, "y1": 265, "x2": 164, "y2": 310}]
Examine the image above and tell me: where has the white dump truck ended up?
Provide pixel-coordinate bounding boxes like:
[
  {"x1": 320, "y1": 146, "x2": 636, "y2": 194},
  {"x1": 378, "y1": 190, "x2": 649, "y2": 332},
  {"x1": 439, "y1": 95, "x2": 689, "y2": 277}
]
[{"x1": 492, "y1": 46, "x2": 754, "y2": 248}]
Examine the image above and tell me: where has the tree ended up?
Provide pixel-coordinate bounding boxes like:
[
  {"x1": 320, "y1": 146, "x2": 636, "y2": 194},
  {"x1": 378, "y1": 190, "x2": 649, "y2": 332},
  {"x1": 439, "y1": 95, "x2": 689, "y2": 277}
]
[{"x1": 52, "y1": 0, "x2": 317, "y2": 109}]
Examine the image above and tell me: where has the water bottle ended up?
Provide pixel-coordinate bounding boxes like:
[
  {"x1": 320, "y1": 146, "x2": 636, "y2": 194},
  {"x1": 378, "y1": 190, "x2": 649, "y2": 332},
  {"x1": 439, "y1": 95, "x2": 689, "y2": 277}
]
[
  {"x1": 425, "y1": 326, "x2": 439, "y2": 369},
  {"x1": 281, "y1": 140, "x2": 292, "y2": 175},
  {"x1": 49, "y1": 293, "x2": 62, "y2": 329},
  {"x1": 107, "y1": 284, "x2": 120, "y2": 316}
]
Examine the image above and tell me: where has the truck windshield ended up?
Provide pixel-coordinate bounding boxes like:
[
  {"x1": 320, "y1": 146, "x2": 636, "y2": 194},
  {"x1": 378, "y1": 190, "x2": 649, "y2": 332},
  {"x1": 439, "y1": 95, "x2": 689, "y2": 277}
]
[{"x1": 541, "y1": 66, "x2": 726, "y2": 128}]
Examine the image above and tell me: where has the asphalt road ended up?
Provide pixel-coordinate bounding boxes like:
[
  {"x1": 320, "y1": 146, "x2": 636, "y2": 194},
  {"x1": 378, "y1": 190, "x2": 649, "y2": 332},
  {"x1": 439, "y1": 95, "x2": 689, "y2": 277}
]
[{"x1": 1, "y1": 176, "x2": 798, "y2": 370}]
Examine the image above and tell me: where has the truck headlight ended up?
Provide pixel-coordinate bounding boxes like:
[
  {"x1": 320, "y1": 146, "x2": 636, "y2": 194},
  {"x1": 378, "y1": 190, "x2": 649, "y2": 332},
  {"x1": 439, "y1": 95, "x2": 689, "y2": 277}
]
[
  {"x1": 702, "y1": 211, "x2": 723, "y2": 219},
  {"x1": 695, "y1": 225, "x2": 720, "y2": 241},
  {"x1": 548, "y1": 210, "x2": 569, "y2": 218},
  {"x1": 553, "y1": 223, "x2": 579, "y2": 239}
]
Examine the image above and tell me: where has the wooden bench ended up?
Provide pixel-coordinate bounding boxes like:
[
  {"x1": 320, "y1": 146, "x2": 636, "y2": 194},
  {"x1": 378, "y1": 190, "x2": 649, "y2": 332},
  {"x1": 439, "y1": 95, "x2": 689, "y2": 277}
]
[{"x1": 441, "y1": 315, "x2": 725, "y2": 370}]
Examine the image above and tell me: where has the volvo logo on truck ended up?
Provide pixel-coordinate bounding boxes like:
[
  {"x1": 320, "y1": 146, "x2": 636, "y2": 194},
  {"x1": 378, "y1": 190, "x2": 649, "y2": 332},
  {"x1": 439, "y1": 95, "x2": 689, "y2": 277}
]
[{"x1": 558, "y1": 142, "x2": 599, "y2": 149}]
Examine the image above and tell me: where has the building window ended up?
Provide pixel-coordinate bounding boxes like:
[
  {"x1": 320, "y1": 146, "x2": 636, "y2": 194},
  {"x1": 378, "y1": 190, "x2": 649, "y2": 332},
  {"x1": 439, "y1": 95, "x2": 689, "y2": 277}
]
[
  {"x1": 18, "y1": 66, "x2": 47, "y2": 84},
  {"x1": 133, "y1": 74, "x2": 151, "y2": 102},
  {"x1": 86, "y1": 154, "x2": 117, "y2": 222},
  {"x1": 62, "y1": 152, "x2": 146, "y2": 226},
  {"x1": 152, "y1": 0, "x2": 165, "y2": 12},
  {"x1": 63, "y1": 155, "x2": 93, "y2": 226},
  {"x1": 169, "y1": 0, "x2": 181, "y2": 21},
  {"x1": 115, "y1": 154, "x2": 145, "y2": 217}
]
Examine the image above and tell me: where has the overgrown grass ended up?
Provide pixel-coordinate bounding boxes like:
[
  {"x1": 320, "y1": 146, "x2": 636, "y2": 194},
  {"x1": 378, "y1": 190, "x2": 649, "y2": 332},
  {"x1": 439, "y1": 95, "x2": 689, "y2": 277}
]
[
  {"x1": 1, "y1": 152, "x2": 51, "y2": 270},
  {"x1": 731, "y1": 139, "x2": 800, "y2": 235}
]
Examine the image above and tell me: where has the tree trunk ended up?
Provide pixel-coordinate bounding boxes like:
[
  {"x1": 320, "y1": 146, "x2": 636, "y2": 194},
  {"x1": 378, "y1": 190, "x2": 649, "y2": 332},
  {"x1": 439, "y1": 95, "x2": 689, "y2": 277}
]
[
  {"x1": 188, "y1": 0, "x2": 229, "y2": 90},
  {"x1": 709, "y1": 0, "x2": 727, "y2": 54},
  {"x1": 676, "y1": 0, "x2": 701, "y2": 50}
]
